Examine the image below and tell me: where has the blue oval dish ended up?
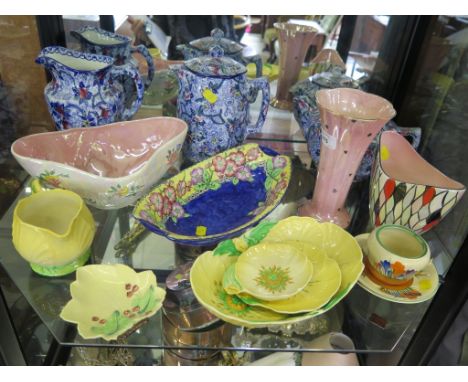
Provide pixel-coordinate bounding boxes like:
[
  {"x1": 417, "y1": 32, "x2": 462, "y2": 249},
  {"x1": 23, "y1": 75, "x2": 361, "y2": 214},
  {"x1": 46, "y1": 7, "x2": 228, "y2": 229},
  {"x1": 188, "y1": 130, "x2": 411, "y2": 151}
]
[{"x1": 133, "y1": 143, "x2": 291, "y2": 246}]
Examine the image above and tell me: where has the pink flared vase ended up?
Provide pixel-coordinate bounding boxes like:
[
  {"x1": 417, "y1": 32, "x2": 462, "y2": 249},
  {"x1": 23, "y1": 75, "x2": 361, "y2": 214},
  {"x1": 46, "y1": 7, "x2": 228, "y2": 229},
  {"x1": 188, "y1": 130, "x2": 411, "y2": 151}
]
[
  {"x1": 299, "y1": 88, "x2": 396, "y2": 228},
  {"x1": 271, "y1": 22, "x2": 324, "y2": 110}
]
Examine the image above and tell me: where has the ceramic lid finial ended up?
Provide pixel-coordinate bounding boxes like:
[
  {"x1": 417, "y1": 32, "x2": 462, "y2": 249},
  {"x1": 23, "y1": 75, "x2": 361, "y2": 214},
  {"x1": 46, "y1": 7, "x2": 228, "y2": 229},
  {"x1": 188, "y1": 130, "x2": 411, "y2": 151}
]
[
  {"x1": 209, "y1": 45, "x2": 225, "y2": 58},
  {"x1": 210, "y1": 28, "x2": 224, "y2": 40}
]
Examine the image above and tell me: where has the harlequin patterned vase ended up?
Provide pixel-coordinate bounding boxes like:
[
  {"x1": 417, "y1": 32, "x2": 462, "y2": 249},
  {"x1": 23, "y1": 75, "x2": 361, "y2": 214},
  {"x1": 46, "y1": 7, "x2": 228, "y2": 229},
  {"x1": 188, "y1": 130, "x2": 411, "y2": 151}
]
[
  {"x1": 36, "y1": 46, "x2": 144, "y2": 130},
  {"x1": 299, "y1": 88, "x2": 396, "y2": 228},
  {"x1": 271, "y1": 22, "x2": 322, "y2": 110},
  {"x1": 370, "y1": 131, "x2": 465, "y2": 234}
]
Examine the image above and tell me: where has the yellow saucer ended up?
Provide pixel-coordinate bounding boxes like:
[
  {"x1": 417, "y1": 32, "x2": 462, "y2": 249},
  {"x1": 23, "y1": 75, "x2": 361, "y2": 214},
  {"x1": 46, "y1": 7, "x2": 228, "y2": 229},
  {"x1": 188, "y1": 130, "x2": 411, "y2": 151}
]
[
  {"x1": 234, "y1": 242, "x2": 313, "y2": 301},
  {"x1": 237, "y1": 244, "x2": 341, "y2": 314}
]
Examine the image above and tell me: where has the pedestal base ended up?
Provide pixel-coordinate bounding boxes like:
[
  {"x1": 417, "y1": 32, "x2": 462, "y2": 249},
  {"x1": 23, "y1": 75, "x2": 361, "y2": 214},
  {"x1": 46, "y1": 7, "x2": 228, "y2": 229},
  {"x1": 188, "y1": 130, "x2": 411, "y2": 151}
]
[{"x1": 298, "y1": 201, "x2": 351, "y2": 228}]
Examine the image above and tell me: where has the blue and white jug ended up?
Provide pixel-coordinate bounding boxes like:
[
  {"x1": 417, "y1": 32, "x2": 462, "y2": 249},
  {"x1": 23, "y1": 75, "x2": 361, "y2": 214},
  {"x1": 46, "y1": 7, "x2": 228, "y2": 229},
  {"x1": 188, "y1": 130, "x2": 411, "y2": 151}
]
[
  {"x1": 36, "y1": 46, "x2": 144, "y2": 130},
  {"x1": 71, "y1": 26, "x2": 155, "y2": 106},
  {"x1": 171, "y1": 46, "x2": 270, "y2": 163}
]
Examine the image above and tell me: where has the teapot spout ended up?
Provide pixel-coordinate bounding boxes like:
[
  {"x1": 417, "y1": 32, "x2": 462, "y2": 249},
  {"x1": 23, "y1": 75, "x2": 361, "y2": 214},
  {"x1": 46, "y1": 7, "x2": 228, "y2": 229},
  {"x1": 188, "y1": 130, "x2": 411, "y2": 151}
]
[{"x1": 175, "y1": 44, "x2": 199, "y2": 60}]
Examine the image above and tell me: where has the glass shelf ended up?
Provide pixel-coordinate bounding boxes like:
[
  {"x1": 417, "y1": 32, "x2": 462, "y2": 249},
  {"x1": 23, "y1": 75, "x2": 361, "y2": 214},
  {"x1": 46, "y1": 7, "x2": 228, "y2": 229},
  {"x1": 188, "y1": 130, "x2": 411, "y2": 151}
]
[{"x1": 0, "y1": 145, "x2": 445, "y2": 355}]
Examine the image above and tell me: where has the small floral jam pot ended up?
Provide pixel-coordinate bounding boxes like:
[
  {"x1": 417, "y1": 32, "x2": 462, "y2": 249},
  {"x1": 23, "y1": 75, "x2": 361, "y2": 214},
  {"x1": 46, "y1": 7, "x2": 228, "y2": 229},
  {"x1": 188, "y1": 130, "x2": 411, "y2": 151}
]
[
  {"x1": 171, "y1": 46, "x2": 270, "y2": 163},
  {"x1": 36, "y1": 46, "x2": 144, "y2": 130},
  {"x1": 365, "y1": 225, "x2": 430, "y2": 286}
]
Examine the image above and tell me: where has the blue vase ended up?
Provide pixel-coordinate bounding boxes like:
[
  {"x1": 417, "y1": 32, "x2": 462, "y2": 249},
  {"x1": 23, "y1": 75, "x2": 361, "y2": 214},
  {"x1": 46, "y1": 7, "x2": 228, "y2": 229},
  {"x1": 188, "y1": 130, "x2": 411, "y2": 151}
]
[{"x1": 36, "y1": 46, "x2": 144, "y2": 130}]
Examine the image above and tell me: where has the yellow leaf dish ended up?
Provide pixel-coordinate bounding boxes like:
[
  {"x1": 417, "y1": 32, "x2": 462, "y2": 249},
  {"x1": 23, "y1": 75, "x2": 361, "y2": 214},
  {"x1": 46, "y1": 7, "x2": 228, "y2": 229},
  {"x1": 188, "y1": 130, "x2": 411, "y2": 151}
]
[
  {"x1": 237, "y1": 246, "x2": 341, "y2": 314},
  {"x1": 60, "y1": 264, "x2": 166, "y2": 341},
  {"x1": 190, "y1": 216, "x2": 364, "y2": 328},
  {"x1": 234, "y1": 242, "x2": 313, "y2": 301}
]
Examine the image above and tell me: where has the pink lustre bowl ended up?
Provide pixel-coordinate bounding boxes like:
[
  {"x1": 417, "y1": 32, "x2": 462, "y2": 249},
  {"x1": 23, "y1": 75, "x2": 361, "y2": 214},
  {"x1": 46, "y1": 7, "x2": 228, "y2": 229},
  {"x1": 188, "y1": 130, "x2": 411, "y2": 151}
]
[{"x1": 11, "y1": 117, "x2": 187, "y2": 209}]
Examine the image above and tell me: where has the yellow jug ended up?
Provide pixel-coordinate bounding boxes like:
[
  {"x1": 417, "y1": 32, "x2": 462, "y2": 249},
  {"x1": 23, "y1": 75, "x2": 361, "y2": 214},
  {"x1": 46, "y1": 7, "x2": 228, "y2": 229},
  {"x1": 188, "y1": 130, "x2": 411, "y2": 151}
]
[{"x1": 12, "y1": 189, "x2": 96, "y2": 277}]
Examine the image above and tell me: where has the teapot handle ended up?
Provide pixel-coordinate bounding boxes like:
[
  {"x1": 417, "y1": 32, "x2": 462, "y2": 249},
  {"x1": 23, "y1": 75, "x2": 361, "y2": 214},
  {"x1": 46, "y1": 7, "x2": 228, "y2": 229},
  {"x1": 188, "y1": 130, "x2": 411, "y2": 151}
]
[
  {"x1": 241, "y1": 54, "x2": 263, "y2": 78},
  {"x1": 109, "y1": 64, "x2": 144, "y2": 121},
  {"x1": 246, "y1": 77, "x2": 270, "y2": 137},
  {"x1": 130, "y1": 45, "x2": 155, "y2": 89}
]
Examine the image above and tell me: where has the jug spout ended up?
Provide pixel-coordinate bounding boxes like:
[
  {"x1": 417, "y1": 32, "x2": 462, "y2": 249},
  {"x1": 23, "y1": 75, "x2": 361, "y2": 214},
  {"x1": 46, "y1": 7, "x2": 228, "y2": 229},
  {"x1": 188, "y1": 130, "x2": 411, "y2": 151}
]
[{"x1": 36, "y1": 46, "x2": 114, "y2": 73}]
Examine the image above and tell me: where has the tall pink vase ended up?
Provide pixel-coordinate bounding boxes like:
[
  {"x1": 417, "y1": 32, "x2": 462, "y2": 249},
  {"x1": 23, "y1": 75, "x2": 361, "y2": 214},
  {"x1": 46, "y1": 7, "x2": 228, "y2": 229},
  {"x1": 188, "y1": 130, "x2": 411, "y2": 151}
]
[
  {"x1": 299, "y1": 88, "x2": 396, "y2": 228},
  {"x1": 271, "y1": 22, "x2": 323, "y2": 110}
]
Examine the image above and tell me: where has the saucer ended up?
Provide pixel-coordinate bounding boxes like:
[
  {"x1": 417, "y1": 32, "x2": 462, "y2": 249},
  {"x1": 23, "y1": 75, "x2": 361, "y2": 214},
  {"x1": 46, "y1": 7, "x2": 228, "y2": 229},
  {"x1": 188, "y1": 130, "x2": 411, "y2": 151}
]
[{"x1": 355, "y1": 234, "x2": 439, "y2": 304}]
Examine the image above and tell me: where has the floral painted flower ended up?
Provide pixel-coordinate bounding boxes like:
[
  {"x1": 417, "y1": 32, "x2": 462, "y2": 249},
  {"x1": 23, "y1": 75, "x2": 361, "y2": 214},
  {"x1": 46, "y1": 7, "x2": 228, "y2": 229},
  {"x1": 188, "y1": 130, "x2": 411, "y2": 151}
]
[
  {"x1": 149, "y1": 192, "x2": 164, "y2": 212},
  {"x1": 191, "y1": 168, "x2": 204, "y2": 185},
  {"x1": 246, "y1": 147, "x2": 260, "y2": 161},
  {"x1": 228, "y1": 151, "x2": 246, "y2": 166},
  {"x1": 224, "y1": 160, "x2": 238, "y2": 177},
  {"x1": 273, "y1": 156, "x2": 287, "y2": 169},
  {"x1": 139, "y1": 210, "x2": 150, "y2": 221},
  {"x1": 171, "y1": 203, "x2": 185, "y2": 219},
  {"x1": 236, "y1": 166, "x2": 253, "y2": 181},
  {"x1": 212, "y1": 155, "x2": 227, "y2": 173},
  {"x1": 162, "y1": 196, "x2": 173, "y2": 216},
  {"x1": 177, "y1": 180, "x2": 189, "y2": 198},
  {"x1": 391, "y1": 261, "x2": 406, "y2": 276},
  {"x1": 42, "y1": 175, "x2": 62, "y2": 188},
  {"x1": 274, "y1": 179, "x2": 288, "y2": 194},
  {"x1": 165, "y1": 186, "x2": 177, "y2": 203}
]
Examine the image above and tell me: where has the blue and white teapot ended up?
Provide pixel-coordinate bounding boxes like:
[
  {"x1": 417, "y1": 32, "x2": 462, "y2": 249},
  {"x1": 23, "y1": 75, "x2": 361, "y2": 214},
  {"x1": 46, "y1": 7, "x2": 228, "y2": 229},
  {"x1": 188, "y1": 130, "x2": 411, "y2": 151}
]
[{"x1": 171, "y1": 46, "x2": 270, "y2": 163}]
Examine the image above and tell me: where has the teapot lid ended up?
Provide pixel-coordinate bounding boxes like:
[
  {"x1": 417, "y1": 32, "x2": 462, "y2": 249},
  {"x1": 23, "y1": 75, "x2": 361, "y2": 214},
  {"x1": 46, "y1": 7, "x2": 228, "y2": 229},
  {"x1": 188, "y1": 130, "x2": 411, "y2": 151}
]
[
  {"x1": 290, "y1": 67, "x2": 358, "y2": 98},
  {"x1": 184, "y1": 45, "x2": 247, "y2": 78},
  {"x1": 189, "y1": 28, "x2": 244, "y2": 54},
  {"x1": 311, "y1": 67, "x2": 358, "y2": 88}
]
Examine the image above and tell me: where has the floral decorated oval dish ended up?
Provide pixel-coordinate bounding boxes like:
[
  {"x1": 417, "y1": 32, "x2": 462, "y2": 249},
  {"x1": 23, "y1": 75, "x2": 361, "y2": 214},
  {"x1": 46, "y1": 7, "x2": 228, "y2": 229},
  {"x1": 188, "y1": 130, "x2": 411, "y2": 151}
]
[
  {"x1": 11, "y1": 117, "x2": 187, "y2": 209},
  {"x1": 133, "y1": 143, "x2": 291, "y2": 246},
  {"x1": 60, "y1": 264, "x2": 166, "y2": 341}
]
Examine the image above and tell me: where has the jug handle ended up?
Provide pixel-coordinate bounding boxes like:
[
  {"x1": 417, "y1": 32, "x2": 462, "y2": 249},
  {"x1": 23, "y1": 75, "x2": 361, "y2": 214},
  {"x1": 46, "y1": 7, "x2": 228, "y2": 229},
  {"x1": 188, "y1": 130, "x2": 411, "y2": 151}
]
[
  {"x1": 241, "y1": 54, "x2": 263, "y2": 78},
  {"x1": 130, "y1": 45, "x2": 155, "y2": 89},
  {"x1": 109, "y1": 65, "x2": 144, "y2": 121},
  {"x1": 246, "y1": 77, "x2": 270, "y2": 137}
]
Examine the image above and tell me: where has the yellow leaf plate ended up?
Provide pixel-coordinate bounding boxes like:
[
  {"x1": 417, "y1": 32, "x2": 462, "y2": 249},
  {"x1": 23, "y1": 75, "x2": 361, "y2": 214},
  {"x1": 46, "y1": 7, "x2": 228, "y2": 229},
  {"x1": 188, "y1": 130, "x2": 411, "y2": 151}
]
[
  {"x1": 190, "y1": 217, "x2": 363, "y2": 328},
  {"x1": 60, "y1": 264, "x2": 166, "y2": 341}
]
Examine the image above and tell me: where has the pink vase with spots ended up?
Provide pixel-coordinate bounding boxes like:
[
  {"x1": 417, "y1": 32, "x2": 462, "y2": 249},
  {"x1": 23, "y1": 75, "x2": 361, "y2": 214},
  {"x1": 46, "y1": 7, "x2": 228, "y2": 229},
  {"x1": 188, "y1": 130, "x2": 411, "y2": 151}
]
[{"x1": 299, "y1": 88, "x2": 396, "y2": 228}]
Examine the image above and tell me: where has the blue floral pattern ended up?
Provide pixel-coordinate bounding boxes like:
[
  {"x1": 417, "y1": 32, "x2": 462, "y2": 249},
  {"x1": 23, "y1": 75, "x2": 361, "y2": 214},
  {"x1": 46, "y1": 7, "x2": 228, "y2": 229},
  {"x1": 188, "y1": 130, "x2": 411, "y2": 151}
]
[
  {"x1": 72, "y1": 26, "x2": 155, "y2": 103},
  {"x1": 173, "y1": 50, "x2": 270, "y2": 163},
  {"x1": 176, "y1": 28, "x2": 263, "y2": 78},
  {"x1": 36, "y1": 46, "x2": 144, "y2": 130}
]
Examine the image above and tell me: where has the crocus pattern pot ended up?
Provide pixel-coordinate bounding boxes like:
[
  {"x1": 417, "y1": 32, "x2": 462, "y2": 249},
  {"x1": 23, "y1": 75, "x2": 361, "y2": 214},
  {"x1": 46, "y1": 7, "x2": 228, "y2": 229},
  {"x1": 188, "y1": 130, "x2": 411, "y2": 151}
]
[{"x1": 370, "y1": 131, "x2": 466, "y2": 234}]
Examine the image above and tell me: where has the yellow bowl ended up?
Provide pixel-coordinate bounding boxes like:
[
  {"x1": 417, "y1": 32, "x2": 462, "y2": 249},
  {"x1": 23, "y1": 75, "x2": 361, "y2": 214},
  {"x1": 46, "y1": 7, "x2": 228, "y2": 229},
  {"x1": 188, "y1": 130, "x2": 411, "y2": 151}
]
[
  {"x1": 234, "y1": 242, "x2": 313, "y2": 301},
  {"x1": 60, "y1": 264, "x2": 166, "y2": 341},
  {"x1": 237, "y1": 243, "x2": 341, "y2": 314},
  {"x1": 261, "y1": 216, "x2": 364, "y2": 297},
  {"x1": 12, "y1": 189, "x2": 96, "y2": 276}
]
